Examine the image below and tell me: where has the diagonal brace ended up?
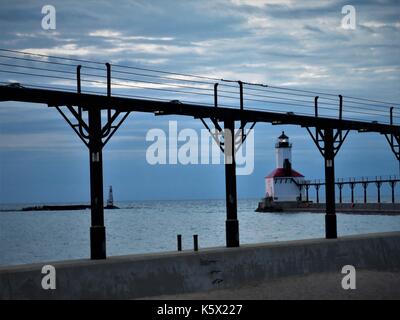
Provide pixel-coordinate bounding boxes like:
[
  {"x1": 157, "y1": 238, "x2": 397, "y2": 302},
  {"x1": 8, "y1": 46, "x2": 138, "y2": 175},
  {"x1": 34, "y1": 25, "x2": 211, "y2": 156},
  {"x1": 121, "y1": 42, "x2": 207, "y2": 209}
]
[{"x1": 53, "y1": 105, "x2": 131, "y2": 150}]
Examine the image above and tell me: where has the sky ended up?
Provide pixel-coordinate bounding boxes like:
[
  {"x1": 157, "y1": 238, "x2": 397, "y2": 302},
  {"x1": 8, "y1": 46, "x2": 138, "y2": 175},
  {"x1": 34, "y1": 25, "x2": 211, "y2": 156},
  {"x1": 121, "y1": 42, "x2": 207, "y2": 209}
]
[{"x1": 0, "y1": 0, "x2": 399, "y2": 203}]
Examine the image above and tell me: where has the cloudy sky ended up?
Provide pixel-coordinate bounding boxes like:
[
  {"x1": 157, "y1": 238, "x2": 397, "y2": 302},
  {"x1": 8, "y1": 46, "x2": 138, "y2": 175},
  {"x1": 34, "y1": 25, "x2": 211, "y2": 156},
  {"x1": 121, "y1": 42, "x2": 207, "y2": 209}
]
[{"x1": 0, "y1": 0, "x2": 399, "y2": 203}]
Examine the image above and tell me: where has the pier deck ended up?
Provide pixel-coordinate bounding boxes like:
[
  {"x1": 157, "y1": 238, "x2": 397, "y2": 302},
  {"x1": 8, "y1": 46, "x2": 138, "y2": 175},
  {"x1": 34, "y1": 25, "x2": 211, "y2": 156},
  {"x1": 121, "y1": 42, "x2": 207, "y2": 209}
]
[{"x1": 256, "y1": 202, "x2": 400, "y2": 215}]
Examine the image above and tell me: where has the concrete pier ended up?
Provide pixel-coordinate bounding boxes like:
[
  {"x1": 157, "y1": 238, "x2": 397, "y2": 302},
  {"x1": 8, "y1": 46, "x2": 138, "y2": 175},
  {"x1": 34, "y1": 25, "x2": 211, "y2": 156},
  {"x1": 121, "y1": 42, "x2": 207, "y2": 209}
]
[
  {"x1": 0, "y1": 231, "x2": 399, "y2": 299},
  {"x1": 256, "y1": 201, "x2": 400, "y2": 215}
]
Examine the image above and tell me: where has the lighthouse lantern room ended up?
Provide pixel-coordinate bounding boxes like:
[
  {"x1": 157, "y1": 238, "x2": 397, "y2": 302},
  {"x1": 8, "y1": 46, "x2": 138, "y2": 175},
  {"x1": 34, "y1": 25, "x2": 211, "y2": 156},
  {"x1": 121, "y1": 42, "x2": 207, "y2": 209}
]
[{"x1": 265, "y1": 132, "x2": 305, "y2": 202}]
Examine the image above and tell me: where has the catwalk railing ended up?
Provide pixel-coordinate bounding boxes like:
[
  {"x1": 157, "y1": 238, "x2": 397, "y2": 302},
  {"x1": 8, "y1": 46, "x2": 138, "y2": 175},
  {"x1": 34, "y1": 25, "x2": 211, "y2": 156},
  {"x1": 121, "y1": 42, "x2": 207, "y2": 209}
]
[
  {"x1": 0, "y1": 48, "x2": 399, "y2": 125},
  {"x1": 299, "y1": 175, "x2": 400, "y2": 204}
]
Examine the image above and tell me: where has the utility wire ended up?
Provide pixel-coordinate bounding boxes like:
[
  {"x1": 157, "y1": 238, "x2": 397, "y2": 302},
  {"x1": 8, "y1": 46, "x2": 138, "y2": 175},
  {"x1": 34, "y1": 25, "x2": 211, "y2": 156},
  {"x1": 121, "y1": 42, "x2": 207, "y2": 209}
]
[
  {"x1": 2, "y1": 48, "x2": 398, "y2": 107},
  {"x1": 1, "y1": 48, "x2": 399, "y2": 123},
  {"x1": 0, "y1": 67, "x2": 396, "y2": 119},
  {"x1": 1, "y1": 59, "x2": 396, "y2": 116}
]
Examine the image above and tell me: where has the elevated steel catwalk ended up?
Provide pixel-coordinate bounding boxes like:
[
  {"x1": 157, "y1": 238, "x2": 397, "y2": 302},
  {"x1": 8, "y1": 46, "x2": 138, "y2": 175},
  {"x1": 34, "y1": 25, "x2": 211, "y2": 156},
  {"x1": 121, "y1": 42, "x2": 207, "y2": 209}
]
[
  {"x1": 1, "y1": 83, "x2": 399, "y2": 259},
  {"x1": 0, "y1": 86, "x2": 398, "y2": 134}
]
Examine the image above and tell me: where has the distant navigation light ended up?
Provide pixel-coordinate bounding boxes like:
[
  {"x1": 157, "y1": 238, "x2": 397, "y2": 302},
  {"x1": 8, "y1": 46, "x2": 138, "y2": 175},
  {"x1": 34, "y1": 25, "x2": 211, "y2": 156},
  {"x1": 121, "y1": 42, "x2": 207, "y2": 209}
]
[{"x1": 107, "y1": 186, "x2": 114, "y2": 207}]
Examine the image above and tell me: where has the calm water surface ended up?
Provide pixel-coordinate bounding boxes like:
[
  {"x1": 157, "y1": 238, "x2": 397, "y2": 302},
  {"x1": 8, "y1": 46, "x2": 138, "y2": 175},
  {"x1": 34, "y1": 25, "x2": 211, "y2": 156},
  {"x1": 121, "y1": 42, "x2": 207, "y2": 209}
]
[{"x1": 1, "y1": 199, "x2": 400, "y2": 266}]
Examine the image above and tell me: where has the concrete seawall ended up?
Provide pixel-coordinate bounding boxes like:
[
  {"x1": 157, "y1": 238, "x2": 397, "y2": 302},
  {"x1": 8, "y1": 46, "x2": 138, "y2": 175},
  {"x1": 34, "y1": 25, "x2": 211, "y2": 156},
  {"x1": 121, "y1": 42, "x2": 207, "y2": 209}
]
[{"x1": 1, "y1": 231, "x2": 400, "y2": 299}]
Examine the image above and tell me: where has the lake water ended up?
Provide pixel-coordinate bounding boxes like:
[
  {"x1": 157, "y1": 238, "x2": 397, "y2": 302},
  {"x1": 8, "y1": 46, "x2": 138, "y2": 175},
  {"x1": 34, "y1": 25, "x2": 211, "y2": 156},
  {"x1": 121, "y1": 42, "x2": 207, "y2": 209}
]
[{"x1": 1, "y1": 199, "x2": 400, "y2": 266}]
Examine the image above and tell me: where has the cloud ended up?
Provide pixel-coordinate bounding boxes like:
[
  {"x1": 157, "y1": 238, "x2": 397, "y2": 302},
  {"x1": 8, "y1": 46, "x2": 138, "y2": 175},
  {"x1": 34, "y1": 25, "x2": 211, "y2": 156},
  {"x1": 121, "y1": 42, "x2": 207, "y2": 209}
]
[
  {"x1": 22, "y1": 44, "x2": 93, "y2": 57},
  {"x1": 0, "y1": 132, "x2": 81, "y2": 150},
  {"x1": 230, "y1": 0, "x2": 291, "y2": 7},
  {"x1": 88, "y1": 30, "x2": 122, "y2": 38},
  {"x1": 229, "y1": 0, "x2": 337, "y2": 9},
  {"x1": 88, "y1": 29, "x2": 175, "y2": 41}
]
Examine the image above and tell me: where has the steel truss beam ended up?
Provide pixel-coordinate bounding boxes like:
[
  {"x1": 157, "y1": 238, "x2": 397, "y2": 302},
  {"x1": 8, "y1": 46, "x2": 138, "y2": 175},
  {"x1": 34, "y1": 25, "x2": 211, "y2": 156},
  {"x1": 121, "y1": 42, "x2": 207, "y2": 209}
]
[
  {"x1": 384, "y1": 107, "x2": 400, "y2": 163},
  {"x1": 385, "y1": 134, "x2": 400, "y2": 161},
  {"x1": 54, "y1": 105, "x2": 130, "y2": 149},
  {"x1": 306, "y1": 127, "x2": 350, "y2": 158},
  {"x1": 199, "y1": 118, "x2": 256, "y2": 153}
]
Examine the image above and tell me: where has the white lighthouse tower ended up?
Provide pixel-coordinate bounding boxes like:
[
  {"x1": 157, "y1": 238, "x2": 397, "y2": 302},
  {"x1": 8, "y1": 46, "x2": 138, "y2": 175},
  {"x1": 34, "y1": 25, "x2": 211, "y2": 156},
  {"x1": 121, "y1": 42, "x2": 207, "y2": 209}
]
[{"x1": 265, "y1": 132, "x2": 305, "y2": 202}]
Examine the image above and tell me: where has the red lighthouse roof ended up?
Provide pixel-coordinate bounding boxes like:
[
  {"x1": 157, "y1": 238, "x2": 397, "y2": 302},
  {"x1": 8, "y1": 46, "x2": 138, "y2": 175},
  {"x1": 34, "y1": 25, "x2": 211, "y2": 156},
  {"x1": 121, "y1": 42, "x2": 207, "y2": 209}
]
[{"x1": 265, "y1": 168, "x2": 304, "y2": 178}]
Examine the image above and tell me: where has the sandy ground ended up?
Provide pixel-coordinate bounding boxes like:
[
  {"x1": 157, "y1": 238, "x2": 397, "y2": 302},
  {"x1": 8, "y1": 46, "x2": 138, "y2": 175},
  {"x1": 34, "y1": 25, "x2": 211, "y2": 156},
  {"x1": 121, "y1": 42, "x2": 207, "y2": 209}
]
[{"x1": 142, "y1": 271, "x2": 400, "y2": 300}]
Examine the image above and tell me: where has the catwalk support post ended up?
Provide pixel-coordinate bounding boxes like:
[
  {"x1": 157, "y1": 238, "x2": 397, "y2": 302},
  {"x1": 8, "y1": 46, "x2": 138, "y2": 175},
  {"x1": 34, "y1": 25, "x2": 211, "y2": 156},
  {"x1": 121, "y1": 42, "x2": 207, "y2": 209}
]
[
  {"x1": 324, "y1": 127, "x2": 337, "y2": 239},
  {"x1": 88, "y1": 107, "x2": 106, "y2": 259},
  {"x1": 224, "y1": 118, "x2": 239, "y2": 247}
]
